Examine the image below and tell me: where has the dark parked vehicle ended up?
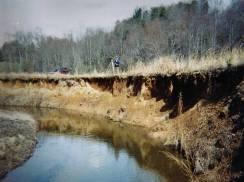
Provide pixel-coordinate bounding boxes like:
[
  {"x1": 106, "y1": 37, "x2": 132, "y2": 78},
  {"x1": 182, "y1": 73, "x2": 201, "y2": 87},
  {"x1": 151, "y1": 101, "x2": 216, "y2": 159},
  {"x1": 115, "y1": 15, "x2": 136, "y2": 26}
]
[{"x1": 51, "y1": 67, "x2": 71, "y2": 74}]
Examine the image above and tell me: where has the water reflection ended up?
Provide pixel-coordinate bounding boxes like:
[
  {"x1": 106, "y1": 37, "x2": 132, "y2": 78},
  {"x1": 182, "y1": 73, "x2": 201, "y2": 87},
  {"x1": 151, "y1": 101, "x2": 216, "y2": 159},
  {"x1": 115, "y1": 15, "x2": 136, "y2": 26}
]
[
  {"x1": 2, "y1": 107, "x2": 189, "y2": 182},
  {"x1": 4, "y1": 132, "x2": 164, "y2": 182}
]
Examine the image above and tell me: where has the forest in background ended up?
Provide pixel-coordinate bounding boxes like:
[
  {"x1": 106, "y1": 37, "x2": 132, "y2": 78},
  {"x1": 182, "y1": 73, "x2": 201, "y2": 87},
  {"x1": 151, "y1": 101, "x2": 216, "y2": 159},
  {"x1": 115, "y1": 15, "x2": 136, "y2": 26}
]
[{"x1": 0, "y1": 0, "x2": 243, "y2": 73}]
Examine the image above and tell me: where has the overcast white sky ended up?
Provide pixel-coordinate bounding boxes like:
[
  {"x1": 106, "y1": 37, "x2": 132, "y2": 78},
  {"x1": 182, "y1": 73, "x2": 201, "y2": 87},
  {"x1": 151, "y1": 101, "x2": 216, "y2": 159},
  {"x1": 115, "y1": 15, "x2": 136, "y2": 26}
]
[
  {"x1": 0, "y1": 0, "x2": 231, "y2": 46},
  {"x1": 0, "y1": 0, "x2": 183, "y2": 45}
]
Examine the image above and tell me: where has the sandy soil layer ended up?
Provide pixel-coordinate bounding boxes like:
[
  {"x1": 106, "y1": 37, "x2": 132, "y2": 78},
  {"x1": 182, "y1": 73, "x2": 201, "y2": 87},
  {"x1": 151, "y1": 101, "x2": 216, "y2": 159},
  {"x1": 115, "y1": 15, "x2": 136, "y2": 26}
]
[{"x1": 0, "y1": 110, "x2": 37, "y2": 178}]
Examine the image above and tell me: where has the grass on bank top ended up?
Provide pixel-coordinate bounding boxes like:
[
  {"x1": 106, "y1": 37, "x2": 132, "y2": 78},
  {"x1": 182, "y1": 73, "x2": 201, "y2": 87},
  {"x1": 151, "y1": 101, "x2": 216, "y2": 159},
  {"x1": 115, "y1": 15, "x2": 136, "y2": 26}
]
[
  {"x1": 0, "y1": 48, "x2": 243, "y2": 79},
  {"x1": 127, "y1": 48, "x2": 244, "y2": 76}
]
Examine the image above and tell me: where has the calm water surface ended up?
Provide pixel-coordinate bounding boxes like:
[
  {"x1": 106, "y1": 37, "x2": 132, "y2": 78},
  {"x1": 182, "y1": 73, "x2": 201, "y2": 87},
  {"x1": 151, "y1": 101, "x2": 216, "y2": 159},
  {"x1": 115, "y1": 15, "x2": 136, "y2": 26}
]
[
  {"x1": 3, "y1": 132, "x2": 164, "y2": 182},
  {"x1": 1, "y1": 107, "x2": 189, "y2": 182}
]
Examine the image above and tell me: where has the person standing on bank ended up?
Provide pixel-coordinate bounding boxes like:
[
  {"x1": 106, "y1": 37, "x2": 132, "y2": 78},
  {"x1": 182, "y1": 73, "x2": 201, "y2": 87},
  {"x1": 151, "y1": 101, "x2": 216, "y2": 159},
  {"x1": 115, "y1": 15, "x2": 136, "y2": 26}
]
[{"x1": 112, "y1": 55, "x2": 120, "y2": 74}]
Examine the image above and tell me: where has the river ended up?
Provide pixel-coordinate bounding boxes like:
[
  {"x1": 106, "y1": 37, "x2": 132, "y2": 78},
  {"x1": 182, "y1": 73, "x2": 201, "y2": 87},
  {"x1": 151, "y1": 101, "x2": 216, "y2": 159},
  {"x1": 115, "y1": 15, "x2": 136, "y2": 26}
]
[{"x1": 1, "y1": 107, "x2": 189, "y2": 182}]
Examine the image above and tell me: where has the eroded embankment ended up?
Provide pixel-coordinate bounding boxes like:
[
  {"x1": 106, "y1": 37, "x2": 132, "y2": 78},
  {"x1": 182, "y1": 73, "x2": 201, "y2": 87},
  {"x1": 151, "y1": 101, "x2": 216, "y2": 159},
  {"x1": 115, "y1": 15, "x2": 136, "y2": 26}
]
[{"x1": 0, "y1": 66, "x2": 244, "y2": 181}]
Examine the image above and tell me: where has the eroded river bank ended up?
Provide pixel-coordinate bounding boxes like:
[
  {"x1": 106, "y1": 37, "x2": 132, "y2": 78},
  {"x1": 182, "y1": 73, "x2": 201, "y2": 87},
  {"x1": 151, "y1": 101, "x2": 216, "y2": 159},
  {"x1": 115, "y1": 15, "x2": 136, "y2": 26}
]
[
  {"x1": 0, "y1": 67, "x2": 244, "y2": 181},
  {"x1": 0, "y1": 107, "x2": 189, "y2": 182}
]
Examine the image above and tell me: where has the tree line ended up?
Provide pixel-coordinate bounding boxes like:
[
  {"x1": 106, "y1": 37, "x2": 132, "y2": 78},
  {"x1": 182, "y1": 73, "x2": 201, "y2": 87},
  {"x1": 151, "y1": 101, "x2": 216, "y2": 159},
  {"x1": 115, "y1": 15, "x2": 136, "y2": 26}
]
[{"x1": 0, "y1": 0, "x2": 243, "y2": 73}]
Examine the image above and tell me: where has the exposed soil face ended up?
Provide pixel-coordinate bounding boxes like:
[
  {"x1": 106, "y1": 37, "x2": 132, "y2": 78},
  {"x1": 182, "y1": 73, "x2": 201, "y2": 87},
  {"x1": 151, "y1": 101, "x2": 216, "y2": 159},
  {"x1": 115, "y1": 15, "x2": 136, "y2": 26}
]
[
  {"x1": 0, "y1": 65, "x2": 243, "y2": 181},
  {"x1": 228, "y1": 80, "x2": 244, "y2": 182},
  {"x1": 0, "y1": 110, "x2": 37, "y2": 178}
]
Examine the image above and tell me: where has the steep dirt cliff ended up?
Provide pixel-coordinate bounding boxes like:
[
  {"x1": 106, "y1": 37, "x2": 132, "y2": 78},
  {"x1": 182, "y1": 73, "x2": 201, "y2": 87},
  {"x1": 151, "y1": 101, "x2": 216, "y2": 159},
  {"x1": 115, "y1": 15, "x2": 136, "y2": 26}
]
[{"x1": 0, "y1": 66, "x2": 243, "y2": 181}]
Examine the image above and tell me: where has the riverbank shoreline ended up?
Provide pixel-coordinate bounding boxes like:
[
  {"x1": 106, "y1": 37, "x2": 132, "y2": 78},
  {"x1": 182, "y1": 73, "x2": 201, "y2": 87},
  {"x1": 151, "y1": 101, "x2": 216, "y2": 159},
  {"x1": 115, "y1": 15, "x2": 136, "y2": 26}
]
[
  {"x1": 0, "y1": 66, "x2": 243, "y2": 181},
  {"x1": 0, "y1": 110, "x2": 37, "y2": 178},
  {"x1": 0, "y1": 107, "x2": 189, "y2": 182}
]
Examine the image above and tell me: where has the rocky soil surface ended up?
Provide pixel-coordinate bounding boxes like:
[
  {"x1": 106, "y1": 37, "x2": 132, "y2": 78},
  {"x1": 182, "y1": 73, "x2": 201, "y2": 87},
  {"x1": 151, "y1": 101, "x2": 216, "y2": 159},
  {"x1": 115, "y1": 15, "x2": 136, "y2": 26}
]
[{"x1": 0, "y1": 110, "x2": 37, "y2": 178}]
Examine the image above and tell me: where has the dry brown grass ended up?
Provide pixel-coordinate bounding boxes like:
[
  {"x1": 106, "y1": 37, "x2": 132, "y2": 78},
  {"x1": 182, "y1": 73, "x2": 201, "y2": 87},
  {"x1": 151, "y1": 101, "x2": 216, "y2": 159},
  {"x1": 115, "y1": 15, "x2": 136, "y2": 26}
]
[
  {"x1": 127, "y1": 48, "x2": 244, "y2": 75},
  {"x1": 0, "y1": 48, "x2": 243, "y2": 79},
  {"x1": 160, "y1": 151, "x2": 196, "y2": 181}
]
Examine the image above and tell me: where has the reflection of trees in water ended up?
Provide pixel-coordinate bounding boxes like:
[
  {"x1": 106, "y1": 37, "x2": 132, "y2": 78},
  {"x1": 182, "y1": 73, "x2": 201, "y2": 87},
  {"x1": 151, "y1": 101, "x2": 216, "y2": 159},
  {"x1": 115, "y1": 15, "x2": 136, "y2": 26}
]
[{"x1": 1, "y1": 106, "x2": 188, "y2": 182}]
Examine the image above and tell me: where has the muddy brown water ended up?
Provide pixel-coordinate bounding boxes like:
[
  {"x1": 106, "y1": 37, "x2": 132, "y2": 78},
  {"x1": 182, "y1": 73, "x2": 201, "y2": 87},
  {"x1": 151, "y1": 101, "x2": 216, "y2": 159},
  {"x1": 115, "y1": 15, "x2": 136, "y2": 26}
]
[{"x1": 1, "y1": 107, "x2": 189, "y2": 182}]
